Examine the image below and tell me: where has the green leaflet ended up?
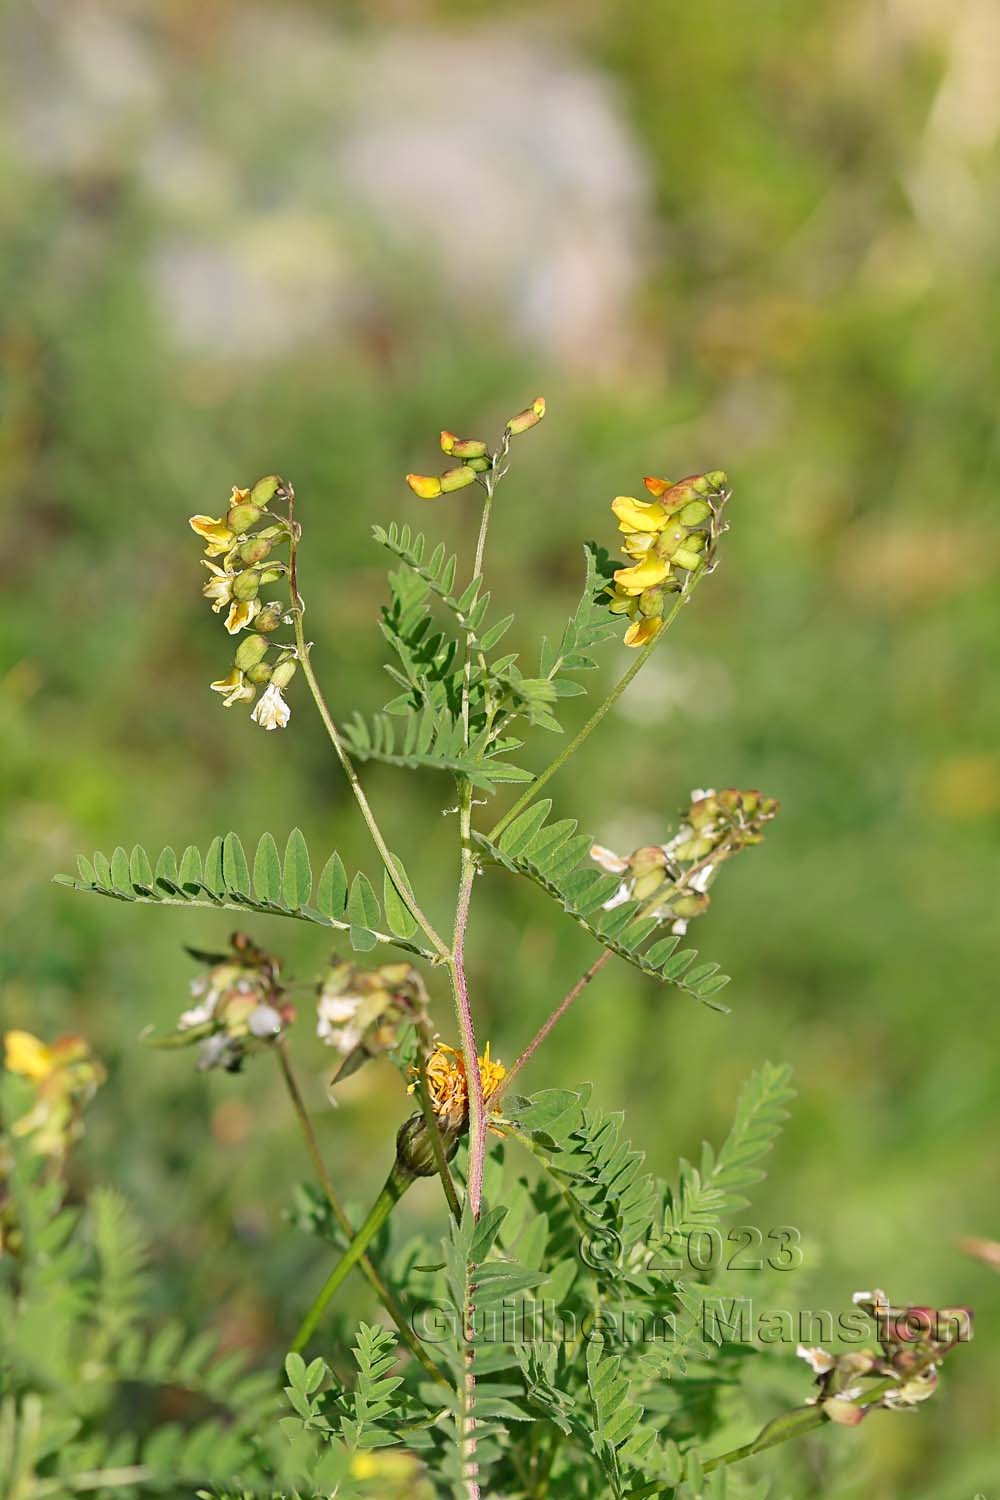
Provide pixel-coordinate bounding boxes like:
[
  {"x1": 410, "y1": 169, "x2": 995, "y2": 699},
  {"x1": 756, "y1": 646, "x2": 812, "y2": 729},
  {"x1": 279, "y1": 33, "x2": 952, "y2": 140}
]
[
  {"x1": 55, "y1": 832, "x2": 434, "y2": 961},
  {"x1": 473, "y1": 802, "x2": 732, "y2": 1010}
]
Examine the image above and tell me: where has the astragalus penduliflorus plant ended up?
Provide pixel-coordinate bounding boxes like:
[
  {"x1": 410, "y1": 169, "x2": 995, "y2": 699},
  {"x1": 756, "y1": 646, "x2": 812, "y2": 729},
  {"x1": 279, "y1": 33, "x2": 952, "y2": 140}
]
[{"x1": 22, "y1": 397, "x2": 970, "y2": 1498}]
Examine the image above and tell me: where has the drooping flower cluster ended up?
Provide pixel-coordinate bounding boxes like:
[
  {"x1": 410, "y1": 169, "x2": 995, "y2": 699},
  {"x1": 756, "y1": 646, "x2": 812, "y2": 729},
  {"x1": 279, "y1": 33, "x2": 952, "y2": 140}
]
[
  {"x1": 606, "y1": 471, "x2": 730, "y2": 646},
  {"x1": 405, "y1": 397, "x2": 545, "y2": 499},
  {"x1": 2, "y1": 1030, "x2": 105, "y2": 1163},
  {"x1": 189, "y1": 475, "x2": 298, "y2": 729},
  {"x1": 171, "y1": 932, "x2": 293, "y2": 1072},
  {"x1": 591, "y1": 787, "x2": 779, "y2": 934},
  {"x1": 316, "y1": 959, "x2": 429, "y2": 1085},
  {"x1": 796, "y1": 1290, "x2": 972, "y2": 1427}
]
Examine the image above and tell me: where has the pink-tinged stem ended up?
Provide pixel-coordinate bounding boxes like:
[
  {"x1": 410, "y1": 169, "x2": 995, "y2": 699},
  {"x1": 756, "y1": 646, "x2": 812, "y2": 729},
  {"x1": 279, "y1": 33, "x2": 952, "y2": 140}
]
[
  {"x1": 451, "y1": 847, "x2": 486, "y2": 1217},
  {"x1": 498, "y1": 949, "x2": 613, "y2": 1103}
]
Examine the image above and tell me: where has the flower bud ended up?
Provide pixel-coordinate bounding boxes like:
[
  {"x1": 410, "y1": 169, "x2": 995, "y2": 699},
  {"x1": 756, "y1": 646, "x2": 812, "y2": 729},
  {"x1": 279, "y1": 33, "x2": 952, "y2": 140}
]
[
  {"x1": 250, "y1": 474, "x2": 283, "y2": 507},
  {"x1": 694, "y1": 470, "x2": 728, "y2": 493},
  {"x1": 227, "y1": 500, "x2": 264, "y2": 533},
  {"x1": 395, "y1": 1111, "x2": 460, "y2": 1179},
  {"x1": 406, "y1": 473, "x2": 442, "y2": 499},
  {"x1": 234, "y1": 634, "x2": 269, "y2": 672},
  {"x1": 254, "y1": 602, "x2": 284, "y2": 632},
  {"x1": 246, "y1": 662, "x2": 273, "y2": 685},
  {"x1": 507, "y1": 396, "x2": 546, "y2": 435},
  {"x1": 440, "y1": 465, "x2": 478, "y2": 493},
  {"x1": 270, "y1": 658, "x2": 298, "y2": 691},
  {"x1": 677, "y1": 499, "x2": 712, "y2": 526},
  {"x1": 671, "y1": 546, "x2": 705, "y2": 572},
  {"x1": 643, "y1": 476, "x2": 673, "y2": 498},
  {"x1": 637, "y1": 587, "x2": 664, "y2": 618},
  {"x1": 466, "y1": 456, "x2": 492, "y2": 472},
  {"x1": 821, "y1": 1398, "x2": 864, "y2": 1427},
  {"x1": 440, "y1": 431, "x2": 488, "y2": 459},
  {"x1": 232, "y1": 570, "x2": 261, "y2": 602},
  {"x1": 256, "y1": 565, "x2": 284, "y2": 585},
  {"x1": 238, "y1": 535, "x2": 273, "y2": 565}
]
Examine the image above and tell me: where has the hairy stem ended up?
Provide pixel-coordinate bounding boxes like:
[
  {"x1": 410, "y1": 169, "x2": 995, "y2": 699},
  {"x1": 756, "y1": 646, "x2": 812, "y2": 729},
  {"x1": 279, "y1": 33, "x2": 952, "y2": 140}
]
[
  {"x1": 285, "y1": 488, "x2": 449, "y2": 961},
  {"x1": 274, "y1": 1042, "x2": 445, "y2": 1383},
  {"x1": 290, "y1": 1164, "x2": 412, "y2": 1353},
  {"x1": 450, "y1": 790, "x2": 486, "y2": 1219},
  {"x1": 487, "y1": 589, "x2": 688, "y2": 845}
]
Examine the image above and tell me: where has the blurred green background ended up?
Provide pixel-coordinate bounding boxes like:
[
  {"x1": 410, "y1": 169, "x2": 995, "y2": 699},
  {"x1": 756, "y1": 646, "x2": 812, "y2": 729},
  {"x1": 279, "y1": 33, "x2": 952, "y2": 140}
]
[{"x1": 2, "y1": 1, "x2": 998, "y2": 1494}]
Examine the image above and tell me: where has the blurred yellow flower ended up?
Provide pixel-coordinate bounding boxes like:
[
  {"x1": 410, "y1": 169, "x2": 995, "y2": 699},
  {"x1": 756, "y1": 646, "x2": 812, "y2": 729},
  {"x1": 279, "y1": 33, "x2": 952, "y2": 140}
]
[{"x1": 4, "y1": 1030, "x2": 55, "y2": 1081}]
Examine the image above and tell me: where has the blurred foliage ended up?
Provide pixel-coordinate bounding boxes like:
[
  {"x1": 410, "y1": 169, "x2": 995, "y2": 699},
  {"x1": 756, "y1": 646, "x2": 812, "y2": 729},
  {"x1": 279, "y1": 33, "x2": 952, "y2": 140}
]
[{"x1": 1, "y1": 1, "x2": 998, "y2": 1496}]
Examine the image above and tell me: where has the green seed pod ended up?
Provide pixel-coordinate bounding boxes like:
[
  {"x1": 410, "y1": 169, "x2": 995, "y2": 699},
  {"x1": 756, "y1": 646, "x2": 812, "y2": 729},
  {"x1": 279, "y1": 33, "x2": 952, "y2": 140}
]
[
  {"x1": 440, "y1": 465, "x2": 478, "y2": 493},
  {"x1": 238, "y1": 535, "x2": 273, "y2": 565},
  {"x1": 227, "y1": 501, "x2": 264, "y2": 533},
  {"x1": 395, "y1": 1111, "x2": 461, "y2": 1179},
  {"x1": 232, "y1": 570, "x2": 261, "y2": 601},
  {"x1": 234, "y1": 634, "x2": 269, "y2": 672},
  {"x1": 250, "y1": 474, "x2": 283, "y2": 507}
]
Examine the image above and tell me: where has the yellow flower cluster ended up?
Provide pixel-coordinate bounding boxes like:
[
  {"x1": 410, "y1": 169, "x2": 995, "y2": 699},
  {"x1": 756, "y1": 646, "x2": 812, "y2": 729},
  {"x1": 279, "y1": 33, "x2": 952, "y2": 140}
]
[
  {"x1": 188, "y1": 476, "x2": 298, "y2": 728},
  {"x1": 607, "y1": 471, "x2": 729, "y2": 646},
  {"x1": 2, "y1": 1029, "x2": 105, "y2": 1162},
  {"x1": 405, "y1": 397, "x2": 545, "y2": 499}
]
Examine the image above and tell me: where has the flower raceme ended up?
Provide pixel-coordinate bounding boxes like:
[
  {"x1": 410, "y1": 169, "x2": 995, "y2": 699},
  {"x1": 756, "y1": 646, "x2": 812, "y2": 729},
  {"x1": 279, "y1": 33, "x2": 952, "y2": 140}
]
[
  {"x1": 405, "y1": 397, "x2": 545, "y2": 499},
  {"x1": 591, "y1": 787, "x2": 779, "y2": 934},
  {"x1": 317, "y1": 960, "x2": 430, "y2": 1086},
  {"x1": 606, "y1": 470, "x2": 730, "y2": 646},
  {"x1": 166, "y1": 932, "x2": 294, "y2": 1072},
  {"x1": 188, "y1": 476, "x2": 298, "y2": 729}
]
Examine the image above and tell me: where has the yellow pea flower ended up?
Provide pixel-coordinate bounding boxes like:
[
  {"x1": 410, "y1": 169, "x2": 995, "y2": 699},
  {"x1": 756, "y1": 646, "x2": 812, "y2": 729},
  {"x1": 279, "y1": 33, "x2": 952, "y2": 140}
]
[
  {"x1": 189, "y1": 515, "x2": 236, "y2": 556},
  {"x1": 224, "y1": 599, "x2": 260, "y2": 634},
  {"x1": 612, "y1": 495, "x2": 669, "y2": 534},
  {"x1": 202, "y1": 561, "x2": 235, "y2": 611},
  {"x1": 613, "y1": 555, "x2": 671, "y2": 595},
  {"x1": 623, "y1": 617, "x2": 664, "y2": 648},
  {"x1": 209, "y1": 668, "x2": 256, "y2": 707}
]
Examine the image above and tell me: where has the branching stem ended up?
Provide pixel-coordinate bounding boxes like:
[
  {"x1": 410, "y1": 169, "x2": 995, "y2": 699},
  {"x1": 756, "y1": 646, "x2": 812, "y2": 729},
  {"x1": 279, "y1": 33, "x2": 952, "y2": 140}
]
[
  {"x1": 274, "y1": 1041, "x2": 446, "y2": 1383},
  {"x1": 286, "y1": 488, "x2": 449, "y2": 962}
]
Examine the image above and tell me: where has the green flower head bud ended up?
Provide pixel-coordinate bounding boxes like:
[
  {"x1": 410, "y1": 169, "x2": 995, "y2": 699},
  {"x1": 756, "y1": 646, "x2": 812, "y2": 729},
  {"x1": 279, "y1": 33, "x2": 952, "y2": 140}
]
[{"x1": 395, "y1": 1111, "x2": 461, "y2": 1180}]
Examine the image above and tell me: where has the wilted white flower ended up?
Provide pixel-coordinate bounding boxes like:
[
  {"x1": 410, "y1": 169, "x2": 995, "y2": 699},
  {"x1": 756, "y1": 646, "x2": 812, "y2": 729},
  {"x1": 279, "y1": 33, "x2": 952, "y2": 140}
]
[
  {"x1": 796, "y1": 1344, "x2": 835, "y2": 1375},
  {"x1": 251, "y1": 681, "x2": 291, "y2": 730}
]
